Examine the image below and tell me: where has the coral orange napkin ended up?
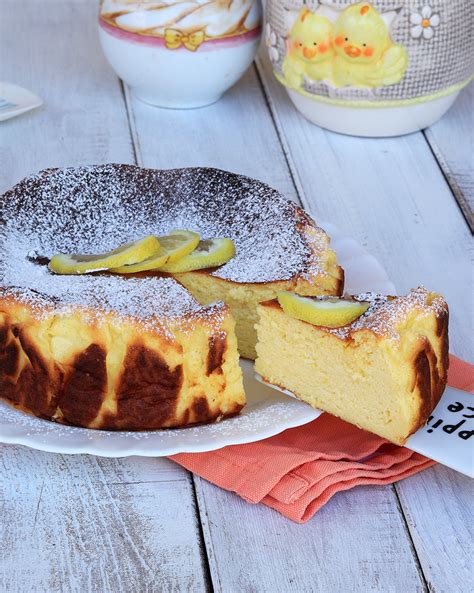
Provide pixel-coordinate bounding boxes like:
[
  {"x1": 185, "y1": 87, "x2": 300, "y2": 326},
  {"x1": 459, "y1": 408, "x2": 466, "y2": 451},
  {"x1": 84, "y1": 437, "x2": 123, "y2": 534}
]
[{"x1": 171, "y1": 355, "x2": 473, "y2": 523}]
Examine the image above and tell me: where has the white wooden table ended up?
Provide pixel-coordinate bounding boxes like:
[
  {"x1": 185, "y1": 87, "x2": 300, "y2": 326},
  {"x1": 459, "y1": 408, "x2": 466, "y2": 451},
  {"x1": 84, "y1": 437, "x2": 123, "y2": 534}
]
[{"x1": 1, "y1": 1, "x2": 473, "y2": 591}]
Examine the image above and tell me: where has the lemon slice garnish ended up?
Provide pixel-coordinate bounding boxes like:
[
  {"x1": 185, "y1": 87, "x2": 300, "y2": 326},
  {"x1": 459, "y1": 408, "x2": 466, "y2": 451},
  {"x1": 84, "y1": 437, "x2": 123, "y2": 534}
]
[
  {"x1": 111, "y1": 230, "x2": 200, "y2": 274},
  {"x1": 157, "y1": 238, "x2": 236, "y2": 273},
  {"x1": 158, "y1": 230, "x2": 201, "y2": 263},
  {"x1": 48, "y1": 235, "x2": 161, "y2": 275},
  {"x1": 277, "y1": 293, "x2": 370, "y2": 327}
]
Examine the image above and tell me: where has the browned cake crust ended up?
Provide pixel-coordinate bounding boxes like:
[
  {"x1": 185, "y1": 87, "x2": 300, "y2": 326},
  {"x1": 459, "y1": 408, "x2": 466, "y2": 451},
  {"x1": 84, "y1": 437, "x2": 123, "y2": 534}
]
[
  {"x1": 0, "y1": 288, "x2": 244, "y2": 430},
  {"x1": 409, "y1": 303, "x2": 449, "y2": 435}
]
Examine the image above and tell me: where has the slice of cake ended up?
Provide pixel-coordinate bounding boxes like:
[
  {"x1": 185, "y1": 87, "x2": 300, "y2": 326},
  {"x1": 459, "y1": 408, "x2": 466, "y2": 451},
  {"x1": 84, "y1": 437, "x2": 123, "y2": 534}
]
[
  {"x1": 255, "y1": 287, "x2": 449, "y2": 445},
  {"x1": 0, "y1": 278, "x2": 245, "y2": 430}
]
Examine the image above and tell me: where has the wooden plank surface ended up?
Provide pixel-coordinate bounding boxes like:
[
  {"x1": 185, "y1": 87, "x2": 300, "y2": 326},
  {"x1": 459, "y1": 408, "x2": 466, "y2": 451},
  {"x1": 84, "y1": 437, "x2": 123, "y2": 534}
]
[
  {"x1": 128, "y1": 62, "x2": 432, "y2": 592},
  {"x1": 396, "y1": 466, "x2": 473, "y2": 593},
  {"x1": 195, "y1": 477, "x2": 426, "y2": 593},
  {"x1": 257, "y1": 51, "x2": 473, "y2": 362},
  {"x1": 1, "y1": 449, "x2": 208, "y2": 593},
  {"x1": 0, "y1": 1, "x2": 209, "y2": 591},
  {"x1": 0, "y1": 0, "x2": 134, "y2": 193},
  {"x1": 424, "y1": 84, "x2": 474, "y2": 231},
  {"x1": 123, "y1": 73, "x2": 297, "y2": 201}
]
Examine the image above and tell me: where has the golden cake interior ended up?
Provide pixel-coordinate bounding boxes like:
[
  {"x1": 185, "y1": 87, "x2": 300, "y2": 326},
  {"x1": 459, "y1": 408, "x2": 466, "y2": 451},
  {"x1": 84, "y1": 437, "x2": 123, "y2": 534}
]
[{"x1": 255, "y1": 288, "x2": 449, "y2": 445}]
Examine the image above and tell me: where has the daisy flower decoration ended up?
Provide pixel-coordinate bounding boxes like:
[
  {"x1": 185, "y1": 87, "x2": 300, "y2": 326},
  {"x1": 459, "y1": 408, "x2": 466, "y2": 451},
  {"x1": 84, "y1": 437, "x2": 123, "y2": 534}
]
[{"x1": 410, "y1": 5, "x2": 440, "y2": 40}]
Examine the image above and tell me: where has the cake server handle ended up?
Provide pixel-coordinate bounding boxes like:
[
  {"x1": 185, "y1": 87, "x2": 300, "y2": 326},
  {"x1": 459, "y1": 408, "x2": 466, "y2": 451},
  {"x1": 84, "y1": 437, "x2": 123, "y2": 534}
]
[{"x1": 405, "y1": 385, "x2": 473, "y2": 478}]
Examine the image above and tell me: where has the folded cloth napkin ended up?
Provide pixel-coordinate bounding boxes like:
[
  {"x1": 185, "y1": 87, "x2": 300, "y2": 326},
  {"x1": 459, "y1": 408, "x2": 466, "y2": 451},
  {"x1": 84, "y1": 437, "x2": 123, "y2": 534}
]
[{"x1": 172, "y1": 355, "x2": 473, "y2": 523}]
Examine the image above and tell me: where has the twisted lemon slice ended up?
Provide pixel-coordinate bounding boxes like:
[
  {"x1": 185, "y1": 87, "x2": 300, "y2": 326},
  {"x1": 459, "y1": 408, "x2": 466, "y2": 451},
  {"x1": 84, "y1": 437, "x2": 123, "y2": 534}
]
[
  {"x1": 157, "y1": 238, "x2": 236, "y2": 273},
  {"x1": 111, "y1": 230, "x2": 200, "y2": 274},
  {"x1": 48, "y1": 235, "x2": 160, "y2": 275},
  {"x1": 277, "y1": 293, "x2": 369, "y2": 328}
]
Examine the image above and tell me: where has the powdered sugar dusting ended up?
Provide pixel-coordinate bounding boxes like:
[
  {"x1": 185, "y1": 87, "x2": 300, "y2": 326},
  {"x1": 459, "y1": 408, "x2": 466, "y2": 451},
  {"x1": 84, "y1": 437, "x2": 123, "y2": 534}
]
[
  {"x1": 0, "y1": 164, "x2": 330, "y2": 325},
  {"x1": 2, "y1": 278, "x2": 228, "y2": 335},
  {"x1": 2, "y1": 165, "x2": 326, "y2": 276},
  {"x1": 322, "y1": 287, "x2": 447, "y2": 340}
]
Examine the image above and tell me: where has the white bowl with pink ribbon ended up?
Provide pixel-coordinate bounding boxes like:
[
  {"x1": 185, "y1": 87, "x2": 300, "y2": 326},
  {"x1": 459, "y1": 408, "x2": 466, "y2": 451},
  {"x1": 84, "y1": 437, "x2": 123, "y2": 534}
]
[{"x1": 99, "y1": 0, "x2": 262, "y2": 109}]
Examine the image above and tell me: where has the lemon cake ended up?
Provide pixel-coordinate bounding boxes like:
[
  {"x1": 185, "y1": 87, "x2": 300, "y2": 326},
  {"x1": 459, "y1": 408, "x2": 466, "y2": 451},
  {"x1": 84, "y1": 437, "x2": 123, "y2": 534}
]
[
  {"x1": 0, "y1": 164, "x2": 342, "y2": 429},
  {"x1": 255, "y1": 288, "x2": 449, "y2": 445}
]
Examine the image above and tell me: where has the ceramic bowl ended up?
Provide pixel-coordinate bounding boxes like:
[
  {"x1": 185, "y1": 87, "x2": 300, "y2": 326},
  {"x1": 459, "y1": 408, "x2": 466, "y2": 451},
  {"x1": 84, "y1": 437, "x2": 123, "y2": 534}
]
[
  {"x1": 265, "y1": 0, "x2": 474, "y2": 136},
  {"x1": 99, "y1": 0, "x2": 262, "y2": 109}
]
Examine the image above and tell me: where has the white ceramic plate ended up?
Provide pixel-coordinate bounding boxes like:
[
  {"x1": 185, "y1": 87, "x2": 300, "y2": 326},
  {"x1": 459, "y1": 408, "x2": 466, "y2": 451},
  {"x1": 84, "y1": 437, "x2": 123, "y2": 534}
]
[
  {"x1": 0, "y1": 82, "x2": 43, "y2": 122},
  {"x1": 0, "y1": 222, "x2": 395, "y2": 457}
]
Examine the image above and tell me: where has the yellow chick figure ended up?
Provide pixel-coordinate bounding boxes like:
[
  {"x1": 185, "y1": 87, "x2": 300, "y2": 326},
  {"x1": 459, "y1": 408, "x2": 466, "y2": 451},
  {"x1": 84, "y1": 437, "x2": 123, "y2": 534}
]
[
  {"x1": 282, "y1": 8, "x2": 334, "y2": 89},
  {"x1": 332, "y1": 2, "x2": 408, "y2": 88}
]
